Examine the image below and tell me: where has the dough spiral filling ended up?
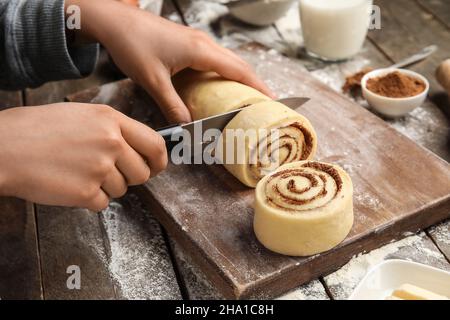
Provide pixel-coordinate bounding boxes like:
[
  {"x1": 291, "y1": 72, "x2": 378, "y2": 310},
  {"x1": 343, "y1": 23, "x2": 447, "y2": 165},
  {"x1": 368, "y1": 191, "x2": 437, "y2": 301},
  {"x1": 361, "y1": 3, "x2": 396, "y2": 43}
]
[
  {"x1": 217, "y1": 101, "x2": 317, "y2": 187},
  {"x1": 264, "y1": 162, "x2": 343, "y2": 212},
  {"x1": 254, "y1": 161, "x2": 353, "y2": 256},
  {"x1": 249, "y1": 122, "x2": 315, "y2": 180}
]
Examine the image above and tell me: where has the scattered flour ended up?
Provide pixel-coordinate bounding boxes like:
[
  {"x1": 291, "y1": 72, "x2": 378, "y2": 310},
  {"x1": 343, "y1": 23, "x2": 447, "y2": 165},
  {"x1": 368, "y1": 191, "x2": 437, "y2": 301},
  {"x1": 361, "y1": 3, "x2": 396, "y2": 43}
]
[
  {"x1": 354, "y1": 192, "x2": 382, "y2": 211},
  {"x1": 172, "y1": 240, "x2": 224, "y2": 300},
  {"x1": 429, "y1": 220, "x2": 450, "y2": 246},
  {"x1": 100, "y1": 194, "x2": 181, "y2": 300},
  {"x1": 277, "y1": 280, "x2": 329, "y2": 300},
  {"x1": 324, "y1": 233, "x2": 449, "y2": 299},
  {"x1": 311, "y1": 56, "x2": 371, "y2": 91},
  {"x1": 388, "y1": 103, "x2": 450, "y2": 160},
  {"x1": 74, "y1": 221, "x2": 108, "y2": 266}
]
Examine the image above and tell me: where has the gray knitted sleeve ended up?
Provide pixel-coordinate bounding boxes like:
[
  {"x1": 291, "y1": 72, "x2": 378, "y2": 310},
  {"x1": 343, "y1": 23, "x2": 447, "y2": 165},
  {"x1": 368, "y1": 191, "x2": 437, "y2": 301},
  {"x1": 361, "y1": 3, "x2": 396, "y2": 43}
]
[{"x1": 0, "y1": 0, "x2": 99, "y2": 90}]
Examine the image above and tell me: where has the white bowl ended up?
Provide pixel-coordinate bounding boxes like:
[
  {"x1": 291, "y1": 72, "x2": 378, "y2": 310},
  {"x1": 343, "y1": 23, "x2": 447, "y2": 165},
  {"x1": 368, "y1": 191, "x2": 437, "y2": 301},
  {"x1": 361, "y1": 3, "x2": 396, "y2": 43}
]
[
  {"x1": 348, "y1": 259, "x2": 450, "y2": 300},
  {"x1": 228, "y1": 0, "x2": 296, "y2": 27},
  {"x1": 361, "y1": 68, "x2": 429, "y2": 118}
]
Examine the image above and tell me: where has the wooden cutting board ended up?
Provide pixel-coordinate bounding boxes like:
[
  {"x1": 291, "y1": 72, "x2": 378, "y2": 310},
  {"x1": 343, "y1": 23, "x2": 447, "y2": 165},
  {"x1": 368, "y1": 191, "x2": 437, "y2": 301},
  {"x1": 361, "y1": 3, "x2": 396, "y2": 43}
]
[{"x1": 67, "y1": 44, "x2": 450, "y2": 299}]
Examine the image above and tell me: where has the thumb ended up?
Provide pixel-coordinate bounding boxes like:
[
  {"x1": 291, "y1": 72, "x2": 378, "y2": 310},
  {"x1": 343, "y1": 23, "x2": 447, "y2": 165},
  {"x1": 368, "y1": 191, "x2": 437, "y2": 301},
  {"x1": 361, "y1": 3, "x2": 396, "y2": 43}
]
[{"x1": 143, "y1": 70, "x2": 192, "y2": 124}]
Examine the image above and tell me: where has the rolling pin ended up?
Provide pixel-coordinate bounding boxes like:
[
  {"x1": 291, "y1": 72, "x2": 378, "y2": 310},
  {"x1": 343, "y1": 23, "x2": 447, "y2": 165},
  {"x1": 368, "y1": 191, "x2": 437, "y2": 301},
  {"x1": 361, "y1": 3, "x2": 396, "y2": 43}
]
[{"x1": 436, "y1": 59, "x2": 450, "y2": 95}]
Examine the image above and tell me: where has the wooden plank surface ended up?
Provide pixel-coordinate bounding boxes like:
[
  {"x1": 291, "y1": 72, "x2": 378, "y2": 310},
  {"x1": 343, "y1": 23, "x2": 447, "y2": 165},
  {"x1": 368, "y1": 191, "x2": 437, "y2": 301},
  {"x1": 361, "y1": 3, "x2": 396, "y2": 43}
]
[
  {"x1": 25, "y1": 47, "x2": 181, "y2": 299},
  {"x1": 368, "y1": 0, "x2": 450, "y2": 160},
  {"x1": 370, "y1": 0, "x2": 450, "y2": 94},
  {"x1": 0, "y1": 199, "x2": 42, "y2": 300},
  {"x1": 0, "y1": 0, "x2": 180, "y2": 300},
  {"x1": 67, "y1": 44, "x2": 450, "y2": 299},
  {"x1": 297, "y1": 0, "x2": 450, "y2": 284},
  {"x1": 417, "y1": 0, "x2": 450, "y2": 29},
  {"x1": 3, "y1": 0, "x2": 447, "y2": 300},
  {"x1": 0, "y1": 91, "x2": 43, "y2": 300},
  {"x1": 428, "y1": 220, "x2": 450, "y2": 263},
  {"x1": 272, "y1": 1, "x2": 450, "y2": 164},
  {"x1": 98, "y1": 192, "x2": 182, "y2": 299},
  {"x1": 324, "y1": 232, "x2": 450, "y2": 299},
  {"x1": 24, "y1": 49, "x2": 119, "y2": 300},
  {"x1": 37, "y1": 205, "x2": 116, "y2": 299}
]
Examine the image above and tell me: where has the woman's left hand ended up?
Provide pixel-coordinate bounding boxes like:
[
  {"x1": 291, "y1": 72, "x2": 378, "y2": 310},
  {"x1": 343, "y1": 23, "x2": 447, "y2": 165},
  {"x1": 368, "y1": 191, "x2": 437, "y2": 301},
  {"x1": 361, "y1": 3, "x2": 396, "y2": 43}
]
[{"x1": 67, "y1": 0, "x2": 274, "y2": 123}]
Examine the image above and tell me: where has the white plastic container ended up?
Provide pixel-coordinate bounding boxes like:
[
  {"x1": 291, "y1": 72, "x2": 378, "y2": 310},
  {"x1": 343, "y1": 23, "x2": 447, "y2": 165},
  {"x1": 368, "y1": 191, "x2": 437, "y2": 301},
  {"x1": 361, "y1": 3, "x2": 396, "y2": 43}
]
[
  {"x1": 349, "y1": 259, "x2": 450, "y2": 300},
  {"x1": 299, "y1": 0, "x2": 372, "y2": 61}
]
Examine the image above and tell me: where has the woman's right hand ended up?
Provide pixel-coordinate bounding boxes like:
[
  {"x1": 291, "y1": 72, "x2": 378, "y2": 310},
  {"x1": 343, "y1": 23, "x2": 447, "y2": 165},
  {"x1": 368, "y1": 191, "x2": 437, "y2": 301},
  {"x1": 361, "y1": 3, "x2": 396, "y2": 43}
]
[{"x1": 0, "y1": 103, "x2": 167, "y2": 211}]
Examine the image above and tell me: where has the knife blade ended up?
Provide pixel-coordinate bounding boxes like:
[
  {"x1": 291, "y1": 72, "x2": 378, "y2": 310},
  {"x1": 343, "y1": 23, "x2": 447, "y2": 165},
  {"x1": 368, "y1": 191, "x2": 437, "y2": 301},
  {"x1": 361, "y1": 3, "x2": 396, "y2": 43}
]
[
  {"x1": 157, "y1": 97, "x2": 310, "y2": 158},
  {"x1": 277, "y1": 97, "x2": 310, "y2": 110}
]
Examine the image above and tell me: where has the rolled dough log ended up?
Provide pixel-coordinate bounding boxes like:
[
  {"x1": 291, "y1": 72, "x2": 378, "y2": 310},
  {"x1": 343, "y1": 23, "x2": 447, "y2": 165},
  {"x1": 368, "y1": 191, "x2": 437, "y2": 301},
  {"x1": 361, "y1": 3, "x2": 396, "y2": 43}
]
[
  {"x1": 254, "y1": 161, "x2": 353, "y2": 256},
  {"x1": 216, "y1": 101, "x2": 317, "y2": 187},
  {"x1": 173, "y1": 70, "x2": 270, "y2": 120}
]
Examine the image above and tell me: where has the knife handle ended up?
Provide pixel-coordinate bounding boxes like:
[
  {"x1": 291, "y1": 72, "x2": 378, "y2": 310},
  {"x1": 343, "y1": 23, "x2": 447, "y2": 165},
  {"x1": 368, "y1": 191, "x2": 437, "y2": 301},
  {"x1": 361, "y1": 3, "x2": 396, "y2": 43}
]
[{"x1": 157, "y1": 124, "x2": 184, "y2": 150}]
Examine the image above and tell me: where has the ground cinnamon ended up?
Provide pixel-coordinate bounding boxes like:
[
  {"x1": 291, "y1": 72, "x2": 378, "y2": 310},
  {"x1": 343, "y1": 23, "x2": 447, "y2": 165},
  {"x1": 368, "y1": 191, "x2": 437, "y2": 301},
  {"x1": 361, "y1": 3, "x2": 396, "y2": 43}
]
[
  {"x1": 366, "y1": 71, "x2": 426, "y2": 98},
  {"x1": 342, "y1": 67, "x2": 374, "y2": 94}
]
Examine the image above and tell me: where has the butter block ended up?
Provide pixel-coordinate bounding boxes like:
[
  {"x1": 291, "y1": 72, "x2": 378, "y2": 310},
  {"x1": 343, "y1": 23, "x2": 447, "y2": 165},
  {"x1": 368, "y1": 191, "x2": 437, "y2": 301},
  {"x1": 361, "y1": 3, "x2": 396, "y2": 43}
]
[
  {"x1": 392, "y1": 284, "x2": 448, "y2": 300},
  {"x1": 385, "y1": 296, "x2": 403, "y2": 300}
]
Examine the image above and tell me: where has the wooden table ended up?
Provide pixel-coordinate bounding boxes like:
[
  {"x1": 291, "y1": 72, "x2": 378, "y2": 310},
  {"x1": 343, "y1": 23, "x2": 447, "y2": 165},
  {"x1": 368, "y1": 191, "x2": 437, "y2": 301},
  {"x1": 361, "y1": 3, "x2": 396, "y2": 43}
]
[{"x1": 0, "y1": 0, "x2": 449, "y2": 300}]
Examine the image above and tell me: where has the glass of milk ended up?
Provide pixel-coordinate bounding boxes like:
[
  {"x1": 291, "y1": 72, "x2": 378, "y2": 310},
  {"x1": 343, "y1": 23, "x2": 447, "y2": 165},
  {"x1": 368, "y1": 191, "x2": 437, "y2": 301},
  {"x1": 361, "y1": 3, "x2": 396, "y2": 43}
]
[{"x1": 299, "y1": 0, "x2": 373, "y2": 61}]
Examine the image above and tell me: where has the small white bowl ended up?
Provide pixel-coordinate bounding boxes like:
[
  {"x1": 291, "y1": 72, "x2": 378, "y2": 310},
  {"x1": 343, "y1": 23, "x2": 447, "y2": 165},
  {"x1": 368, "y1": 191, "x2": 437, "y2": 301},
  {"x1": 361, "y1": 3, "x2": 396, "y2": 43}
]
[
  {"x1": 349, "y1": 259, "x2": 450, "y2": 300},
  {"x1": 228, "y1": 0, "x2": 296, "y2": 27},
  {"x1": 361, "y1": 68, "x2": 429, "y2": 118}
]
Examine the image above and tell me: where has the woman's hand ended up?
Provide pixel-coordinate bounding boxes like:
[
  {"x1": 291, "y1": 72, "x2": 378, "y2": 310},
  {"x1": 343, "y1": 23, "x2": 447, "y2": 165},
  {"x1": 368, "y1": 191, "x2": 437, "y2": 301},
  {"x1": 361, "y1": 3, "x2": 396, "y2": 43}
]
[
  {"x1": 67, "y1": 0, "x2": 274, "y2": 124},
  {"x1": 0, "y1": 104, "x2": 167, "y2": 211}
]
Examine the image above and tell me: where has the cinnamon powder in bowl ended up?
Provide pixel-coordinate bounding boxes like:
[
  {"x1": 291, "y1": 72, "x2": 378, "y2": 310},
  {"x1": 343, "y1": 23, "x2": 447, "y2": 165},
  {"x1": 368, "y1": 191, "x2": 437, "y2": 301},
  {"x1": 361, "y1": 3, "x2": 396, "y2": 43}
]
[
  {"x1": 366, "y1": 71, "x2": 426, "y2": 98},
  {"x1": 361, "y1": 68, "x2": 429, "y2": 118}
]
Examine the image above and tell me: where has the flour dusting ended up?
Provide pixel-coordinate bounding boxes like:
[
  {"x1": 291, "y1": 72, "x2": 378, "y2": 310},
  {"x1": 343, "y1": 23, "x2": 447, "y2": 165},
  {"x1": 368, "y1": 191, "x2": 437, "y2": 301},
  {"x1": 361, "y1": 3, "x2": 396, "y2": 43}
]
[
  {"x1": 388, "y1": 103, "x2": 450, "y2": 159},
  {"x1": 101, "y1": 194, "x2": 181, "y2": 299},
  {"x1": 277, "y1": 280, "x2": 329, "y2": 300},
  {"x1": 354, "y1": 192, "x2": 382, "y2": 211},
  {"x1": 311, "y1": 56, "x2": 371, "y2": 91},
  {"x1": 429, "y1": 220, "x2": 450, "y2": 246},
  {"x1": 325, "y1": 233, "x2": 450, "y2": 299},
  {"x1": 172, "y1": 241, "x2": 224, "y2": 300}
]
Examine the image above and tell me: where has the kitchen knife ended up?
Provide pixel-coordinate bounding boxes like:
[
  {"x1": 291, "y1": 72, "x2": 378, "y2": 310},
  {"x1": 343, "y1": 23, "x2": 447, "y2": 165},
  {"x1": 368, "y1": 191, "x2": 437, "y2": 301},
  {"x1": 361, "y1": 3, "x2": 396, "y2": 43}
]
[{"x1": 157, "y1": 97, "x2": 310, "y2": 155}]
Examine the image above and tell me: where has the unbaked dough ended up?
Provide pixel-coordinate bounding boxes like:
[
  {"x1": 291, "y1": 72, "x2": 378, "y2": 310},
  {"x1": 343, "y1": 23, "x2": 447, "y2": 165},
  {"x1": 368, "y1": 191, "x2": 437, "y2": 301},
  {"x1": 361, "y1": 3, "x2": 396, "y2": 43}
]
[
  {"x1": 215, "y1": 101, "x2": 317, "y2": 187},
  {"x1": 253, "y1": 160, "x2": 353, "y2": 256},
  {"x1": 173, "y1": 69, "x2": 270, "y2": 120}
]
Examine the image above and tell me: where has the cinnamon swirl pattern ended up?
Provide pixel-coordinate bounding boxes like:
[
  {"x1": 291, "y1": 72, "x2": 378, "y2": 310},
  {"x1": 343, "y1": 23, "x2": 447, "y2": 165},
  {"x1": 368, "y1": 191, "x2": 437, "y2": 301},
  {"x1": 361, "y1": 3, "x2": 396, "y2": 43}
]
[
  {"x1": 254, "y1": 161, "x2": 353, "y2": 256},
  {"x1": 216, "y1": 101, "x2": 317, "y2": 187}
]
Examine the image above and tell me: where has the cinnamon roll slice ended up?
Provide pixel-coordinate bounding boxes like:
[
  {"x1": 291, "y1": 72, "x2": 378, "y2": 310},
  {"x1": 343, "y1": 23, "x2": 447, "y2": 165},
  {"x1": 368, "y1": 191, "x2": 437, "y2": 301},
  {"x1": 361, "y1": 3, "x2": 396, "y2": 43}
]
[
  {"x1": 215, "y1": 101, "x2": 317, "y2": 187},
  {"x1": 254, "y1": 161, "x2": 353, "y2": 256}
]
